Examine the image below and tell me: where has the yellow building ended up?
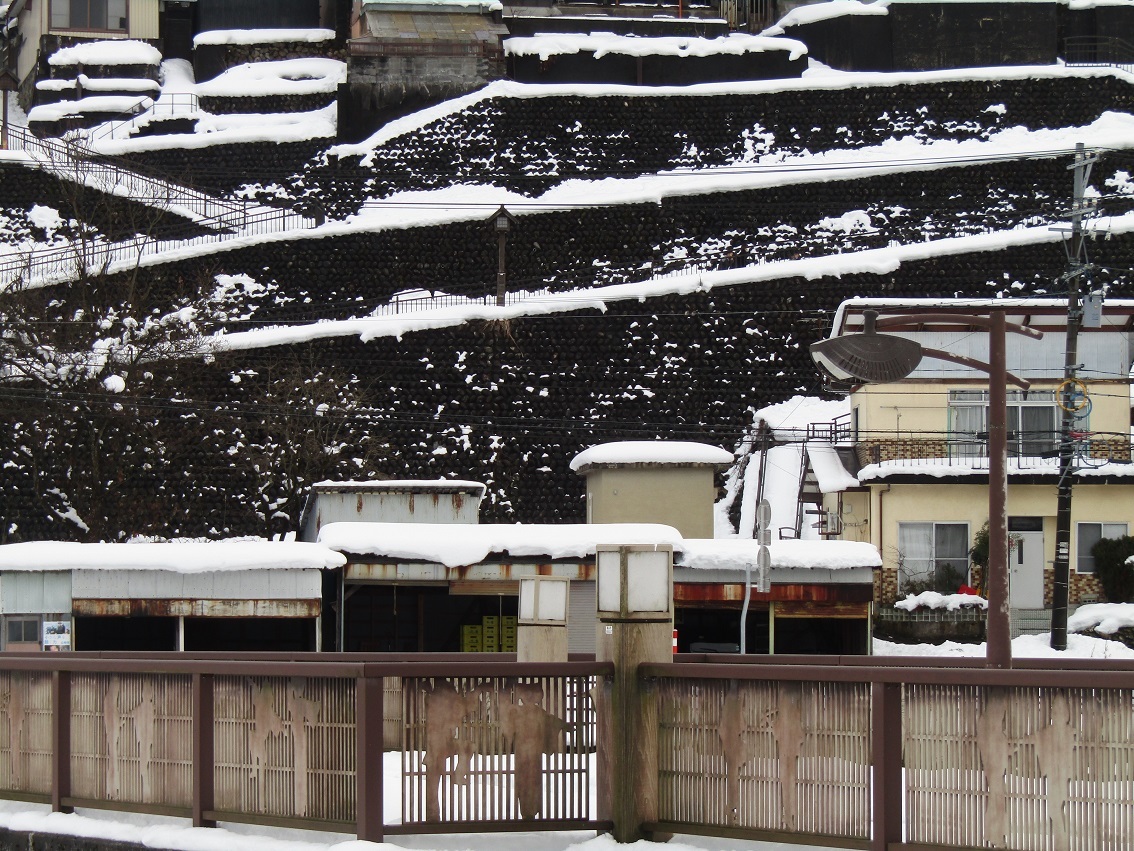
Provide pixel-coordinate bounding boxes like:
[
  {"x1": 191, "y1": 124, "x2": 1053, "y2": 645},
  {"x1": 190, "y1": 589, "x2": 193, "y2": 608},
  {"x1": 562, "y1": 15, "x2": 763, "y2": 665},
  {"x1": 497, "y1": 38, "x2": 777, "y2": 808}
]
[{"x1": 811, "y1": 298, "x2": 1134, "y2": 616}]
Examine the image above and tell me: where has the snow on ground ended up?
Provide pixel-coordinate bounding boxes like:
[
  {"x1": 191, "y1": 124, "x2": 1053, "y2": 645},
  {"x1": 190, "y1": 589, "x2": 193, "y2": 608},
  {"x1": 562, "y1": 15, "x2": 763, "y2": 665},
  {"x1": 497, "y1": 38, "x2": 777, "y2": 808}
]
[
  {"x1": 195, "y1": 58, "x2": 347, "y2": 98},
  {"x1": 876, "y1": 633, "x2": 1134, "y2": 658},
  {"x1": 504, "y1": 33, "x2": 807, "y2": 61},
  {"x1": 193, "y1": 29, "x2": 337, "y2": 46}
]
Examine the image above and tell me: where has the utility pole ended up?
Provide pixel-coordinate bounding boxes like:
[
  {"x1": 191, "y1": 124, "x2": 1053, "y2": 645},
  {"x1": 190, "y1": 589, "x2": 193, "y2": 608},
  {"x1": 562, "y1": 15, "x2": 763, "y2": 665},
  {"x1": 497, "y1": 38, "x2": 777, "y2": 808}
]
[{"x1": 1051, "y1": 142, "x2": 1097, "y2": 650}]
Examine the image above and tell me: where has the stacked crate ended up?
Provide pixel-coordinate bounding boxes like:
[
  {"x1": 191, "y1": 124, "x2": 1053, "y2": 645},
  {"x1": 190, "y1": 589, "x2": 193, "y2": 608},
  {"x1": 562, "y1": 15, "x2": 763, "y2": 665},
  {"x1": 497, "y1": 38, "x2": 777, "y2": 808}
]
[
  {"x1": 501, "y1": 616, "x2": 517, "y2": 653},
  {"x1": 460, "y1": 624, "x2": 482, "y2": 652},
  {"x1": 482, "y1": 615, "x2": 499, "y2": 652}
]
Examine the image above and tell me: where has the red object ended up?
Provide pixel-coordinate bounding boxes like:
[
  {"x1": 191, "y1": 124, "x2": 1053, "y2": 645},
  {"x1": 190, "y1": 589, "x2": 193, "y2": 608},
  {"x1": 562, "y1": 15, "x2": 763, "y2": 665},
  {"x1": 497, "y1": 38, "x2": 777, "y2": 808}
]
[
  {"x1": 957, "y1": 584, "x2": 979, "y2": 596},
  {"x1": 672, "y1": 629, "x2": 678, "y2": 654}
]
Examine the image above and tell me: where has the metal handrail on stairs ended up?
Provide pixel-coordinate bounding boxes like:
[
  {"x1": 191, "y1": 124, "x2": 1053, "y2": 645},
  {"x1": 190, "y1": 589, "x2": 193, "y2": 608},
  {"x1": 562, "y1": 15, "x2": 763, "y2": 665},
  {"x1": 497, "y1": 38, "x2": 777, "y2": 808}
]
[{"x1": 1062, "y1": 36, "x2": 1134, "y2": 74}]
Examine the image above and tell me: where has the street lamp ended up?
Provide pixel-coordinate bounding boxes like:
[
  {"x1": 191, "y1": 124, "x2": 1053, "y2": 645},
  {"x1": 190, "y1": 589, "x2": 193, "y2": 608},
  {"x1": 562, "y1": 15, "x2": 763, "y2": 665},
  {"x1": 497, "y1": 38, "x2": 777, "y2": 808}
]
[
  {"x1": 811, "y1": 309, "x2": 1042, "y2": 669},
  {"x1": 487, "y1": 206, "x2": 516, "y2": 307}
]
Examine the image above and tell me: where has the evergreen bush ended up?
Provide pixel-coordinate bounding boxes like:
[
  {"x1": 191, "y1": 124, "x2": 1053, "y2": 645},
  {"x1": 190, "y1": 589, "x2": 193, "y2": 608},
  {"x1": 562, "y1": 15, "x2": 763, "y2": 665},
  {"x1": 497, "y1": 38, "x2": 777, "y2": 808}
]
[{"x1": 1091, "y1": 535, "x2": 1134, "y2": 603}]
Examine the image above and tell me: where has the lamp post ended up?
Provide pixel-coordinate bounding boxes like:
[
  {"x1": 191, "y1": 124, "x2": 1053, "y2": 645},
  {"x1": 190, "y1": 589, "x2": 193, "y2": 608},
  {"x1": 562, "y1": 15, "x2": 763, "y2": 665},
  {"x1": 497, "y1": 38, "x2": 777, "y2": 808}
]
[
  {"x1": 516, "y1": 575, "x2": 569, "y2": 662},
  {"x1": 487, "y1": 206, "x2": 516, "y2": 307},
  {"x1": 811, "y1": 309, "x2": 1042, "y2": 669},
  {"x1": 594, "y1": 544, "x2": 672, "y2": 842}
]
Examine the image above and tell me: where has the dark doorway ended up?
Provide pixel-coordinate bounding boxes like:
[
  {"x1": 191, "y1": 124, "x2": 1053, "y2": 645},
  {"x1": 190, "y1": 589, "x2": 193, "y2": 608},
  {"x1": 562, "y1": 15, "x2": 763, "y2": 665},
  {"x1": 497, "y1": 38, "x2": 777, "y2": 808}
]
[
  {"x1": 75, "y1": 616, "x2": 177, "y2": 651},
  {"x1": 774, "y1": 617, "x2": 869, "y2": 655},
  {"x1": 344, "y1": 585, "x2": 517, "y2": 652},
  {"x1": 675, "y1": 605, "x2": 770, "y2": 654},
  {"x1": 160, "y1": 3, "x2": 195, "y2": 61},
  {"x1": 184, "y1": 617, "x2": 314, "y2": 652}
]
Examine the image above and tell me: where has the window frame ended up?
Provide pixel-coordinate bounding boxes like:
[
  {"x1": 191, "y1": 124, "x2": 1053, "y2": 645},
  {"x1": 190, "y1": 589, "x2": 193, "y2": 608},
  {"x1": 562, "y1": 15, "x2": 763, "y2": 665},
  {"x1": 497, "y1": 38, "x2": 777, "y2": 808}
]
[
  {"x1": 948, "y1": 389, "x2": 1063, "y2": 459},
  {"x1": 50, "y1": 0, "x2": 129, "y2": 33},
  {"x1": 4, "y1": 616, "x2": 41, "y2": 650},
  {"x1": 897, "y1": 521, "x2": 971, "y2": 594},
  {"x1": 1076, "y1": 522, "x2": 1128, "y2": 574}
]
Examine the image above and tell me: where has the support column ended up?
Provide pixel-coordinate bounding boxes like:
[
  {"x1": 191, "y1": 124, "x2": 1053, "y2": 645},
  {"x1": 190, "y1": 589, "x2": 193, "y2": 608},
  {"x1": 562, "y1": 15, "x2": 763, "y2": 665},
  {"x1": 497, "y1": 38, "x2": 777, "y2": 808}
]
[
  {"x1": 871, "y1": 681, "x2": 902, "y2": 851},
  {"x1": 595, "y1": 619, "x2": 670, "y2": 842},
  {"x1": 192, "y1": 673, "x2": 215, "y2": 828},
  {"x1": 356, "y1": 673, "x2": 385, "y2": 842},
  {"x1": 51, "y1": 671, "x2": 72, "y2": 814}
]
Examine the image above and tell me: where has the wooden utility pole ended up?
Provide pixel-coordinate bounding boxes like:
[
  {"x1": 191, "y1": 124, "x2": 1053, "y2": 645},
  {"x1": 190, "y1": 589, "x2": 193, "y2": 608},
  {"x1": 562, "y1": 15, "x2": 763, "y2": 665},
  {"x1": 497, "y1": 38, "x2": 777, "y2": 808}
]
[{"x1": 1051, "y1": 142, "x2": 1097, "y2": 651}]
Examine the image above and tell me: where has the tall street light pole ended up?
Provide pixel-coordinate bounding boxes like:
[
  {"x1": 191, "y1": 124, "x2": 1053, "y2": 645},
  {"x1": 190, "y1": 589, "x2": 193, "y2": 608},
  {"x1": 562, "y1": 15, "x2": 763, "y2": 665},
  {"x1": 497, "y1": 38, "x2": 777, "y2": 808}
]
[{"x1": 812, "y1": 309, "x2": 1042, "y2": 669}]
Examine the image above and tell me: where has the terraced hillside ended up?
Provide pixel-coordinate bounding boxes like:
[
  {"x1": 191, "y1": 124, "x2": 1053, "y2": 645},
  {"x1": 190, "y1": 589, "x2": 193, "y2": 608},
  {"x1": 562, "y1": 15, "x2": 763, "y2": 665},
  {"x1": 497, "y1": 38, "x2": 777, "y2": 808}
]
[{"x1": 3, "y1": 70, "x2": 1133, "y2": 542}]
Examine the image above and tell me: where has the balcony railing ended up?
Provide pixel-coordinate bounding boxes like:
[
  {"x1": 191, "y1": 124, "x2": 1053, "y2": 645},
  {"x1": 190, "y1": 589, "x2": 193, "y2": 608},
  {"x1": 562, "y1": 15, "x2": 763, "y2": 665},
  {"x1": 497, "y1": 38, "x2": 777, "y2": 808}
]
[{"x1": 857, "y1": 433, "x2": 1133, "y2": 469}]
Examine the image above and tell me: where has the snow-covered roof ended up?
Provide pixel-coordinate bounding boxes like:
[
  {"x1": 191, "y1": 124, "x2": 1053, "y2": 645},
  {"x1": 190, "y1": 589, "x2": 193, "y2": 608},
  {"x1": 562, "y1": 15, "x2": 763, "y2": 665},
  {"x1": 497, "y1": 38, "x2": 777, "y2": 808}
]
[
  {"x1": 676, "y1": 538, "x2": 881, "y2": 570},
  {"x1": 571, "y1": 441, "x2": 733, "y2": 471},
  {"x1": 193, "y1": 29, "x2": 336, "y2": 47},
  {"x1": 195, "y1": 59, "x2": 346, "y2": 98},
  {"x1": 48, "y1": 40, "x2": 162, "y2": 67},
  {"x1": 752, "y1": 395, "x2": 849, "y2": 441},
  {"x1": 504, "y1": 33, "x2": 808, "y2": 62},
  {"x1": 808, "y1": 444, "x2": 859, "y2": 493},
  {"x1": 0, "y1": 541, "x2": 346, "y2": 573},
  {"x1": 311, "y1": 478, "x2": 487, "y2": 494},
  {"x1": 318, "y1": 521, "x2": 684, "y2": 566},
  {"x1": 363, "y1": 0, "x2": 504, "y2": 11},
  {"x1": 830, "y1": 297, "x2": 1134, "y2": 337}
]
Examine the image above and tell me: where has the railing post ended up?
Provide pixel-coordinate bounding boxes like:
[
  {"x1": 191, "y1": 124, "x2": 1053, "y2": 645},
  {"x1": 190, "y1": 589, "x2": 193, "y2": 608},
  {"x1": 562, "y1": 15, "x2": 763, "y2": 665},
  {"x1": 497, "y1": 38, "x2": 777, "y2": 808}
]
[
  {"x1": 356, "y1": 671, "x2": 384, "y2": 842},
  {"x1": 51, "y1": 670, "x2": 72, "y2": 814},
  {"x1": 193, "y1": 673, "x2": 216, "y2": 828},
  {"x1": 871, "y1": 681, "x2": 902, "y2": 851}
]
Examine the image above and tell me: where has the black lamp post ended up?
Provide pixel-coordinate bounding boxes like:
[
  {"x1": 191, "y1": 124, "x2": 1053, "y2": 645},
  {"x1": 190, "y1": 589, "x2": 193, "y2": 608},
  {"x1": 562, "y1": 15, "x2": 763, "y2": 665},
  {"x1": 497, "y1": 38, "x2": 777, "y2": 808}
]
[
  {"x1": 812, "y1": 309, "x2": 1042, "y2": 669},
  {"x1": 487, "y1": 206, "x2": 516, "y2": 307}
]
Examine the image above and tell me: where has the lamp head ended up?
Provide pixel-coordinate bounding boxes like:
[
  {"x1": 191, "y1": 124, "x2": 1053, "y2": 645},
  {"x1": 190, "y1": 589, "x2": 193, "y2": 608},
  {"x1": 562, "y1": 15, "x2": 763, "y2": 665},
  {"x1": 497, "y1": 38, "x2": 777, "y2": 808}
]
[{"x1": 810, "y1": 310, "x2": 923, "y2": 384}]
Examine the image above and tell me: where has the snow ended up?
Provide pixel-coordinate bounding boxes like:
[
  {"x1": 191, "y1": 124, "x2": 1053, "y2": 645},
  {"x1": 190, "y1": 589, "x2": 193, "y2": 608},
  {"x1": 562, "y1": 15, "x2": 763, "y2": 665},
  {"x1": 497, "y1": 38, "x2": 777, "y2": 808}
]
[
  {"x1": 328, "y1": 65, "x2": 1134, "y2": 158},
  {"x1": 318, "y1": 521, "x2": 683, "y2": 566},
  {"x1": 751, "y1": 396, "x2": 850, "y2": 441},
  {"x1": 1067, "y1": 602, "x2": 1134, "y2": 635},
  {"x1": 763, "y1": 0, "x2": 889, "y2": 36},
  {"x1": 195, "y1": 59, "x2": 347, "y2": 98},
  {"x1": 677, "y1": 538, "x2": 881, "y2": 570},
  {"x1": 504, "y1": 33, "x2": 808, "y2": 62},
  {"x1": 193, "y1": 29, "x2": 337, "y2": 47},
  {"x1": 48, "y1": 41, "x2": 162, "y2": 67},
  {"x1": 0, "y1": 540, "x2": 346, "y2": 572},
  {"x1": 858, "y1": 456, "x2": 1134, "y2": 480},
  {"x1": 364, "y1": 0, "x2": 504, "y2": 10},
  {"x1": 806, "y1": 444, "x2": 859, "y2": 493},
  {"x1": 312, "y1": 478, "x2": 487, "y2": 492},
  {"x1": 28, "y1": 96, "x2": 154, "y2": 122},
  {"x1": 876, "y1": 633, "x2": 1134, "y2": 659},
  {"x1": 570, "y1": 440, "x2": 734, "y2": 471},
  {"x1": 894, "y1": 591, "x2": 988, "y2": 611}
]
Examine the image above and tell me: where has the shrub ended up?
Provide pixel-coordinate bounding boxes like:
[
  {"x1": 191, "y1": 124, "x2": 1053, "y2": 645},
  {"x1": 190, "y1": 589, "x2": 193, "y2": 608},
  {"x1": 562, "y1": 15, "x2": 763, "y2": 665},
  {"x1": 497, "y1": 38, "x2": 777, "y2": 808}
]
[{"x1": 1091, "y1": 535, "x2": 1134, "y2": 603}]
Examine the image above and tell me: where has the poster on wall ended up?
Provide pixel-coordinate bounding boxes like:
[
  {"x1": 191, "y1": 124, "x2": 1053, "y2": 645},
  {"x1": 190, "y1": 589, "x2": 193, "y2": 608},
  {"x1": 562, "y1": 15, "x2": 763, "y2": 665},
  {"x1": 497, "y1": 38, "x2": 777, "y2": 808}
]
[{"x1": 43, "y1": 620, "x2": 71, "y2": 650}]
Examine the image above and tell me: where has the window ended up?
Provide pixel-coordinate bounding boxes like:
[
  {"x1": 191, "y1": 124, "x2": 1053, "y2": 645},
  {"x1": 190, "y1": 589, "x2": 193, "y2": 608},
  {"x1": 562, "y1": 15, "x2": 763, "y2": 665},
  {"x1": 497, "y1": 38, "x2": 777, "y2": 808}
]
[
  {"x1": 1076, "y1": 522, "x2": 1128, "y2": 574},
  {"x1": 949, "y1": 390, "x2": 1062, "y2": 459},
  {"x1": 898, "y1": 522, "x2": 970, "y2": 593},
  {"x1": 5, "y1": 617, "x2": 40, "y2": 648},
  {"x1": 51, "y1": 0, "x2": 127, "y2": 31}
]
